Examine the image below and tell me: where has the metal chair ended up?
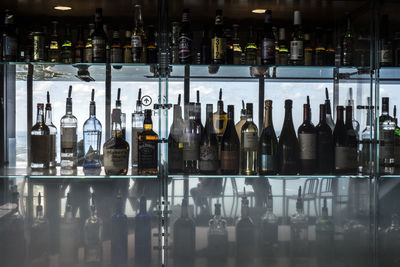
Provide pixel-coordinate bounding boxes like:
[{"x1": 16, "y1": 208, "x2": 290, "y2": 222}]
[
  {"x1": 318, "y1": 177, "x2": 334, "y2": 215},
  {"x1": 286, "y1": 178, "x2": 319, "y2": 219}
]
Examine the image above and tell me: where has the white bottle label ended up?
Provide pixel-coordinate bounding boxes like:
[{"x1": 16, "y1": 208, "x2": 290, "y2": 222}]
[
  {"x1": 290, "y1": 41, "x2": 303, "y2": 60},
  {"x1": 299, "y1": 133, "x2": 317, "y2": 160},
  {"x1": 243, "y1": 132, "x2": 258, "y2": 149}
]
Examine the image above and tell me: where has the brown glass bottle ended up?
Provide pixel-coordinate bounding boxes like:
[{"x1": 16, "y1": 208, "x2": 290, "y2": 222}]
[
  {"x1": 138, "y1": 110, "x2": 158, "y2": 175},
  {"x1": 213, "y1": 89, "x2": 227, "y2": 141},
  {"x1": 221, "y1": 105, "x2": 239, "y2": 174}
]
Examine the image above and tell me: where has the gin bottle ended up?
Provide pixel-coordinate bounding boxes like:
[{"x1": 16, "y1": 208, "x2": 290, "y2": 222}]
[
  {"x1": 45, "y1": 91, "x2": 57, "y2": 168},
  {"x1": 31, "y1": 103, "x2": 50, "y2": 169},
  {"x1": 132, "y1": 88, "x2": 144, "y2": 169},
  {"x1": 84, "y1": 193, "x2": 103, "y2": 267}
]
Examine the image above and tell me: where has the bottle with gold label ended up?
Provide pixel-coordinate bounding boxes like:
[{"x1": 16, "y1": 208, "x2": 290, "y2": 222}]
[
  {"x1": 31, "y1": 103, "x2": 50, "y2": 169},
  {"x1": 74, "y1": 25, "x2": 84, "y2": 63},
  {"x1": 213, "y1": 88, "x2": 227, "y2": 142},
  {"x1": 138, "y1": 110, "x2": 158, "y2": 175},
  {"x1": 211, "y1": 9, "x2": 226, "y2": 64},
  {"x1": 123, "y1": 30, "x2": 132, "y2": 63},
  {"x1": 84, "y1": 24, "x2": 95, "y2": 63},
  {"x1": 241, "y1": 103, "x2": 258, "y2": 175},
  {"x1": 103, "y1": 108, "x2": 130, "y2": 175}
]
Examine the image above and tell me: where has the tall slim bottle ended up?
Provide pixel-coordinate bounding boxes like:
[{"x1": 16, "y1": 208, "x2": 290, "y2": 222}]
[
  {"x1": 84, "y1": 193, "x2": 103, "y2": 267},
  {"x1": 298, "y1": 96, "x2": 317, "y2": 174},
  {"x1": 115, "y1": 88, "x2": 126, "y2": 139},
  {"x1": 259, "y1": 100, "x2": 278, "y2": 175},
  {"x1": 173, "y1": 198, "x2": 196, "y2": 260},
  {"x1": 261, "y1": 10, "x2": 275, "y2": 65},
  {"x1": 135, "y1": 196, "x2": 152, "y2": 266},
  {"x1": 2, "y1": 10, "x2": 17, "y2": 61},
  {"x1": 290, "y1": 186, "x2": 308, "y2": 258},
  {"x1": 213, "y1": 88, "x2": 227, "y2": 141},
  {"x1": 183, "y1": 103, "x2": 201, "y2": 173},
  {"x1": 171, "y1": 22, "x2": 180, "y2": 64},
  {"x1": 123, "y1": 30, "x2": 132, "y2": 63},
  {"x1": 60, "y1": 86, "x2": 78, "y2": 170},
  {"x1": 83, "y1": 89, "x2": 102, "y2": 169},
  {"x1": 194, "y1": 90, "x2": 204, "y2": 133},
  {"x1": 278, "y1": 28, "x2": 289, "y2": 65},
  {"x1": 200, "y1": 104, "x2": 219, "y2": 174},
  {"x1": 316, "y1": 104, "x2": 333, "y2": 174},
  {"x1": 31, "y1": 103, "x2": 50, "y2": 169},
  {"x1": 92, "y1": 8, "x2": 107, "y2": 63},
  {"x1": 360, "y1": 97, "x2": 374, "y2": 174},
  {"x1": 59, "y1": 193, "x2": 79, "y2": 266},
  {"x1": 236, "y1": 190, "x2": 255, "y2": 260},
  {"x1": 84, "y1": 24, "x2": 95, "y2": 63},
  {"x1": 290, "y1": 11, "x2": 304, "y2": 65},
  {"x1": 138, "y1": 110, "x2": 158, "y2": 175},
  {"x1": 74, "y1": 25, "x2": 84, "y2": 63},
  {"x1": 342, "y1": 13, "x2": 354, "y2": 66},
  {"x1": 110, "y1": 27, "x2": 123, "y2": 64},
  {"x1": 132, "y1": 4, "x2": 145, "y2": 63},
  {"x1": 211, "y1": 9, "x2": 226, "y2": 64},
  {"x1": 221, "y1": 105, "x2": 240, "y2": 174},
  {"x1": 232, "y1": 24, "x2": 242, "y2": 65},
  {"x1": 241, "y1": 103, "x2": 258, "y2": 175},
  {"x1": 45, "y1": 92, "x2": 57, "y2": 168},
  {"x1": 111, "y1": 194, "x2": 128, "y2": 266},
  {"x1": 178, "y1": 9, "x2": 192, "y2": 64},
  {"x1": 346, "y1": 87, "x2": 360, "y2": 137},
  {"x1": 168, "y1": 95, "x2": 184, "y2": 174},
  {"x1": 379, "y1": 97, "x2": 395, "y2": 174},
  {"x1": 132, "y1": 89, "x2": 144, "y2": 169},
  {"x1": 199, "y1": 26, "x2": 211, "y2": 64},
  {"x1": 245, "y1": 26, "x2": 257, "y2": 65},
  {"x1": 278, "y1": 100, "x2": 300, "y2": 174}
]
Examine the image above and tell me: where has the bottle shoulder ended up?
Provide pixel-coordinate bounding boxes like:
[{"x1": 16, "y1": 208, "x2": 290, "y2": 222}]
[{"x1": 83, "y1": 117, "x2": 102, "y2": 130}]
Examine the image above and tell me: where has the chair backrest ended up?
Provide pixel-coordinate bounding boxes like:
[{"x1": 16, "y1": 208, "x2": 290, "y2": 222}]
[
  {"x1": 320, "y1": 178, "x2": 333, "y2": 194},
  {"x1": 303, "y1": 178, "x2": 319, "y2": 196}
]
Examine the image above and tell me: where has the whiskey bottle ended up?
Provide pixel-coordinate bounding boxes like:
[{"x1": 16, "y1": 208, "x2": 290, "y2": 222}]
[
  {"x1": 290, "y1": 186, "x2": 308, "y2": 258},
  {"x1": 259, "y1": 100, "x2": 278, "y2": 175},
  {"x1": 241, "y1": 103, "x2": 258, "y2": 175},
  {"x1": 45, "y1": 91, "x2": 57, "y2": 168},
  {"x1": 183, "y1": 102, "x2": 201, "y2": 173},
  {"x1": 342, "y1": 13, "x2": 354, "y2": 66},
  {"x1": 111, "y1": 194, "x2": 128, "y2": 266},
  {"x1": 235, "y1": 100, "x2": 246, "y2": 142},
  {"x1": 278, "y1": 28, "x2": 289, "y2": 65},
  {"x1": 48, "y1": 21, "x2": 61, "y2": 63},
  {"x1": 207, "y1": 202, "x2": 228, "y2": 259},
  {"x1": 31, "y1": 103, "x2": 50, "y2": 169},
  {"x1": 115, "y1": 88, "x2": 126, "y2": 139},
  {"x1": 315, "y1": 198, "x2": 334, "y2": 266},
  {"x1": 2, "y1": 10, "x2": 18, "y2": 61},
  {"x1": 290, "y1": 10, "x2": 304, "y2": 65},
  {"x1": 173, "y1": 198, "x2": 196, "y2": 260},
  {"x1": 61, "y1": 24, "x2": 73, "y2": 63},
  {"x1": 74, "y1": 25, "x2": 84, "y2": 63},
  {"x1": 171, "y1": 22, "x2": 180, "y2": 64},
  {"x1": 84, "y1": 24, "x2": 95, "y2": 63},
  {"x1": 221, "y1": 105, "x2": 240, "y2": 174},
  {"x1": 232, "y1": 24, "x2": 242, "y2": 65},
  {"x1": 236, "y1": 189, "x2": 255, "y2": 260},
  {"x1": 245, "y1": 25, "x2": 257, "y2": 65},
  {"x1": 59, "y1": 193, "x2": 79, "y2": 266},
  {"x1": 168, "y1": 95, "x2": 184, "y2": 174},
  {"x1": 103, "y1": 108, "x2": 130, "y2": 175},
  {"x1": 211, "y1": 9, "x2": 226, "y2": 64},
  {"x1": 132, "y1": 89, "x2": 144, "y2": 169},
  {"x1": 110, "y1": 27, "x2": 123, "y2": 64},
  {"x1": 60, "y1": 86, "x2": 78, "y2": 170},
  {"x1": 146, "y1": 25, "x2": 157, "y2": 63},
  {"x1": 92, "y1": 8, "x2": 107, "y2": 63},
  {"x1": 135, "y1": 196, "x2": 152, "y2": 266},
  {"x1": 379, "y1": 97, "x2": 395, "y2": 174},
  {"x1": 132, "y1": 4, "x2": 145, "y2": 63},
  {"x1": 261, "y1": 10, "x2": 275, "y2": 65},
  {"x1": 122, "y1": 30, "x2": 132, "y2": 63},
  {"x1": 84, "y1": 193, "x2": 103, "y2": 266},
  {"x1": 138, "y1": 109, "x2": 158, "y2": 175},
  {"x1": 199, "y1": 104, "x2": 219, "y2": 174},
  {"x1": 83, "y1": 89, "x2": 102, "y2": 169},
  {"x1": 213, "y1": 88, "x2": 228, "y2": 141},
  {"x1": 178, "y1": 8, "x2": 192, "y2": 64}
]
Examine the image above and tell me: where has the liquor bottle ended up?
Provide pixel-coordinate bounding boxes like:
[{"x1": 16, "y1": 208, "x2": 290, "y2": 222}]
[
  {"x1": 135, "y1": 196, "x2": 152, "y2": 266},
  {"x1": 115, "y1": 88, "x2": 126, "y2": 139},
  {"x1": 60, "y1": 86, "x2": 78, "y2": 170},
  {"x1": 235, "y1": 101, "x2": 246, "y2": 142},
  {"x1": 178, "y1": 8, "x2": 192, "y2": 64},
  {"x1": 394, "y1": 106, "x2": 400, "y2": 171},
  {"x1": 92, "y1": 8, "x2": 107, "y2": 63},
  {"x1": 146, "y1": 25, "x2": 157, "y2": 63},
  {"x1": 173, "y1": 198, "x2": 196, "y2": 260},
  {"x1": 278, "y1": 100, "x2": 300, "y2": 175},
  {"x1": 316, "y1": 104, "x2": 333, "y2": 174},
  {"x1": 304, "y1": 33, "x2": 313, "y2": 66},
  {"x1": 314, "y1": 27, "x2": 326, "y2": 65},
  {"x1": 290, "y1": 186, "x2": 308, "y2": 258},
  {"x1": 245, "y1": 26, "x2": 257, "y2": 65},
  {"x1": 74, "y1": 25, "x2": 84, "y2": 63},
  {"x1": 315, "y1": 198, "x2": 334, "y2": 266},
  {"x1": 326, "y1": 29, "x2": 335, "y2": 66},
  {"x1": 298, "y1": 96, "x2": 317, "y2": 174},
  {"x1": 183, "y1": 102, "x2": 201, "y2": 173},
  {"x1": 83, "y1": 89, "x2": 102, "y2": 169},
  {"x1": 232, "y1": 24, "x2": 242, "y2": 65},
  {"x1": 122, "y1": 30, "x2": 132, "y2": 63},
  {"x1": 241, "y1": 103, "x2": 258, "y2": 175},
  {"x1": 200, "y1": 104, "x2": 219, "y2": 174},
  {"x1": 221, "y1": 105, "x2": 240, "y2": 174},
  {"x1": 259, "y1": 100, "x2": 278, "y2": 175},
  {"x1": 110, "y1": 27, "x2": 123, "y2": 64},
  {"x1": 360, "y1": 98, "x2": 374, "y2": 173},
  {"x1": 171, "y1": 22, "x2": 180, "y2": 64},
  {"x1": 29, "y1": 192, "x2": 50, "y2": 267},
  {"x1": 225, "y1": 27, "x2": 234, "y2": 64},
  {"x1": 379, "y1": 97, "x2": 395, "y2": 174},
  {"x1": 325, "y1": 88, "x2": 335, "y2": 131},
  {"x1": 380, "y1": 15, "x2": 393, "y2": 67},
  {"x1": 213, "y1": 88, "x2": 228, "y2": 140},
  {"x1": 31, "y1": 103, "x2": 50, "y2": 169},
  {"x1": 261, "y1": 10, "x2": 275, "y2": 65},
  {"x1": 346, "y1": 87, "x2": 360, "y2": 137},
  {"x1": 2, "y1": 10, "x2": 18, "y2": 61},
  {"x1": 207, "y1": 202, "x2": 228, "y2": 259},
  {"x1": 84, "y1": 193, "x2": 103, "y2": 266},
  {"x1": 273, "y1": 26, "x2": 280, "y2": 65},
  {"x1": 168, "y1": 95, "x2": 184, "y2": 174},
  {"x1": 132, "y1": 89, "x2": 144, "y2": 169},
  {"x1": 138, "y1": 109, "x2": 158, "y2": 174},
  {"x1": 194, "y1": 90, "x2": 204, "y2": 133},
  {"x1": 200, "y1": 25, "x2": 211, "y2": 64},
  {"x1": 48, "y1": 21, "x2": 60, "y2": 62},
  {"x1": 103, "y1": 108, "x2": 130, "y2": 175},
  {"x1": 278, "y1": 28, "x2": 289, "y2": 65},
  {"x1": 132, "y1": 4, "x2": 145, "y2": 63},
  {"x1": 45, "y1": 91, "x2": 57, "y2": 168},
  {"x1": 111, "y1": 194, "x2": 128, "y2": 266},
  {"x1": 236, "y1": 189, "x2": 255, "y2": 260},
  {"x1": 211, "y1": 9, "x2": 226, "y2": 64},
  {"x1": 342, "y1": 13, "x2": 354, "y2": 66},
  {"x1": 259, "y1": 191, "x2": 278, "y2": 257},
  {"x1": 61, "y1": 24, "x2": 73, "y2": 63},
  {"x1": 59, "y1": 193, "x2": 79, "y2": 266},
  {"x1": 290, "y1": 10, "x2": 304, "y2": 65},
  {"x1": 345, "y1": 105, "x2": 358, "y2": 173},
  {"x1": 84, "y1": 23, "x2": 95, "y2": 63}
]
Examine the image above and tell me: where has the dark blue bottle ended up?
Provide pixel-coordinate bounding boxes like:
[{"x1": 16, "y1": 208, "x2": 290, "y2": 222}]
[
  {"x1": 135, "y1": 196, "x2": 152, "y2": 266},
  {"x1": 111, "y1": 194, "x2": 128, "y2": 266}
]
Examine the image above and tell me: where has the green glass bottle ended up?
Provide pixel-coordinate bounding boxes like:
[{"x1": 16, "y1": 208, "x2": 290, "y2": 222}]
[{"x1": 245, "y1": 26, "x2": 257, "y2": 65}]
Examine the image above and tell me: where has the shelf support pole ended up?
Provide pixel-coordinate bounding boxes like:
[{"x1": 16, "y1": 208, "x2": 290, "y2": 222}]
[
  {"x1": 258, "y1": 77, "x2": 265, "y2": 136},
  {"x1": 105, "y1": 64, "x2": 111, "y2": 141}
]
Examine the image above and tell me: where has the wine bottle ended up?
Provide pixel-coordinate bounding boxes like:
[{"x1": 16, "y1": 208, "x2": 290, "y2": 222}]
[
  {"x1": 235, "y1": 100, "x2": 246, "y2": 142},
  {"x1": 259, "y1": 100, "x2": 278, "y2": 175},
  {"x1": 173, "y1": 198, "x2": 196, "y2": 260},
  {"x1": 135, "y1": 196, "x2": 152, "y2": 266},
  {"x1": 316, "y1": 104, "x2": 333, "y2": 174},
  {"x1": 111, "y1": 194, "x2": 128, "y2": 266},
  {"x1": 168, "y1": 95, "x2": 184, "y2": 174},
  {"x1": 221, "y1": 105, "x2": 240, "y2": 174},
  {"x1": 290, "y1": 11, "x2": 304, "y2": 65},
  {"x1": 178, "y1": 9, "x2": 192, "y2": 64},
  {"x1": 278, "y1": 28, "x2": 289, "y2": 65},
  {"x1": 344, "y1": 105, "x2": 358, "y2": 174},
  {"x1": 379, "y1": 97, "x2": 395, "y2": 174},
  {"x1": 213, "y1": 88, "x2": 228, "y2": 141},
  {"x1": 298, "y1": 96, "x2": 317, "y2": 174},
  {"x1": 194, "y1": 90, "x2": 204, "y2": 133},
  {"x1": 45, "y1": 91, "x2": 57, "y2": 168},
  {"x1": 278, "y1": 100, "x2": 300, "y2": 175},
  {"x1": 236, "y1": 189, "x2": 255, "y2": 260},
  {"x1": 325, "y1": 88, "x2": 335, "y2": 131},
  {"x1": 241, "y1": 103, "x2": 258, "y2": 175},
  {"x1": 261, "y1": 10, "x2": 275, "y2": 65},
  {"x1": 245, "y1": 25, "x2": 257, "y2": 65},
  {"x1": 183, "y1": 102, "x2": 201, "y2": 173},
  {"x1": 91, "y1": 8, "x2": 107, "y2": 63},
  {"x1": 342, "y1": 13, "x2": 354, "y2": 66},
  {"x1": 199, "y1": 104, "x2": 219, "y2": 174}
]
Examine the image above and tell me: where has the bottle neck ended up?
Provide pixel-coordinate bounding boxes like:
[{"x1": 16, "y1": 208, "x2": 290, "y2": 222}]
[
  {"x1": 112, "y1": 121, "x2": 123, "y2": 138},
  {"x1": 139, "y1": 197, "x2": 147, "y2": 214},
  {"x1": 284, "y1": 106, "x2": 293, "y2": 124},
  {"x1": 264, "y1": 105, "x2": 273, "y2": 128},
  {"x1": 182, "y1": 12, "x2": 190, "y2": 23},
  {"x1": 37, "y1": 107, "x2": 45, "y2": 124},
  {"x1": 181, "y1": 203, "x2": 189, "y2": 218},
  {"x1": 135, "y1": 7, "x2": 143, "y2": 27},
  {"x1": 303, "y1": 105, "x2": 311, "y2": 122},
  {"x1": 336, "y1": 108, "x2": 344, "y2": 124},
  {"x1": 45, "y1": 105, "x2": 53, "y2": 124},
  {"x1": 173, "y1": 105, "x2": 182, "y2": 122},
  {"x1": 90, "y1": 102, "x2": 96, "y2": 117},
  {"x1": 345, "y1": 107, "x2": 353, "y2": 126},
  {"x1": 241, "y1": 201, "x2": 249, "y2": 217},
  {"x1": 382, "y1": 102, "x2": 389, "y2": 115},
  {"x1": 319, "y1": 105, "x2": 326, "y2": 123}
]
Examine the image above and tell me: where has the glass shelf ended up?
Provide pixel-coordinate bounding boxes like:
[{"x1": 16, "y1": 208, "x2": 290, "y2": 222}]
[
  {"x1": 169, "y1": 174, "x2": 369, "y2": 179},
  {"x1": 0, "y1": 167, "x2": 157, "y2": 179},
  {"x1": 379, "y1": 67, "x2": 400, "y2": 83}
]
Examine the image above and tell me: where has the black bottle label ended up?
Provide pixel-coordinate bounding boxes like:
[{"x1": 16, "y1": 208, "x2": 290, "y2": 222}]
[
  {"x1": 92, "y1": 38, "x2": 106, "y2": 61},
  {"x1": 138, "y1": 140, "x2": 158, "y2": 169},
  {"x1": 261, "y1": 38, "x2": 275, "y2": 61},
  {"x1": 178, "y1": 36, "x2": 192, "y2": 62}
]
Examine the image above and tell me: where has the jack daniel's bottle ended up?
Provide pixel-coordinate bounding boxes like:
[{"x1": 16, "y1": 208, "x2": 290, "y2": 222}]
[{"x1": 138, "y1": 109, "x2": 158, "y2": 174}]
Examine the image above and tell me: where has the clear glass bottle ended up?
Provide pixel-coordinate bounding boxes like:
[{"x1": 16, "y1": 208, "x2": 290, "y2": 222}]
[
  {"x1": 245, "y1": 25, "x2": 257, "y2": 65},
  {"x1": 111, "y1": 194, "x2": 128, "y2": 266},
  {"x1": 61, "y1": 24, "x2": 73, "y2": 63},
  {"x1": 84, "y1": 193, "x2": 103, "y2": 266},
  {"x1": 135, "y1": 196, "x2": 152, "y2": 265},
  {"x1": 183, "y1": 102, "x2": 201, "y2": 173},
  {"x1": 60, "y1": 193, "x2": 79, "y2": 266},
  {"x1": 290, "y1": 186, "x2": 308, "y2": 259},
  {"x1": 379, "y1": 97, "x2": 395, "y2": 174},
  {"x1": 213, "y1": 88, "x2": 227, "y2": 141},
  {"x1": 235, "y1": 100, "x2": 246, "y2": 143},
  {"x1": 232, "y1": 24, "x2": 242, "y2": 65},
  {"x1": 138, "y1": 109, "x2": 159, "y2": 175},
  {"x1": 131, "y1": 89, "x2": 144, "y2": 170},
  {"x1": 259, "y1": 191, "x2": 278, "y2": 257},
  {"x1": 31, "y1": 103, "x2": 50, "y2": 169},
  {"x1": 207, "y1": 202, "x2": 228, "y2": 259},
  {"x1": 360, "y1": 97, "x2": 374, "y2": 174},
  {"x1": 48, "y1": 21, "x2": 61, "y2": 63},
  {"x1": 236, "y1": 190, "x2": 255, "y2": 260},
  {"x1": 45, "y1": 92, "x2": 57, "y2": 168},
  {"x1": 168, "y1": 95, "x2": 184, "y2": 174},
  {"x1": 83, "y1": 89, "x2": 102, "y2": 169},
  {"x1": 241, "y1": 103, "x2": 258, "y2": 175},
  {"x1": 325, "y1": 88, "x2": 335, "y2": 131},
  {"x1": 132, "y1": 4, "x2": 145, "y2": 63}
]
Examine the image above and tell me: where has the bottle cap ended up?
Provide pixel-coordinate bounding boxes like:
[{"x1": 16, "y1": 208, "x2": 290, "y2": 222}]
[
  {"x1": 265, "y1": 99, "x2": 272, "y2": 107},
  {"x1": 294, "y1": 10, "x2": 301, "y2": 25}
]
